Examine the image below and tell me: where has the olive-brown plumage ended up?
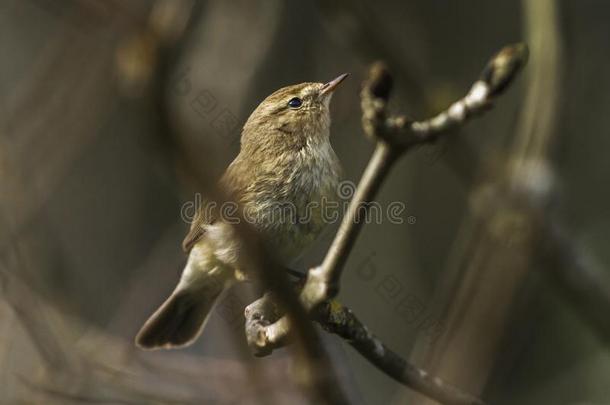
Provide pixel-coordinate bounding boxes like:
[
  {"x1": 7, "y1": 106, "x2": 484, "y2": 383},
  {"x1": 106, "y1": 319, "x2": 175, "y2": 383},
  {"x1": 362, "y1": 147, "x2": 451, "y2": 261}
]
[{"x1": 136, "y1": 74, "x2": 347, "y2": 349}]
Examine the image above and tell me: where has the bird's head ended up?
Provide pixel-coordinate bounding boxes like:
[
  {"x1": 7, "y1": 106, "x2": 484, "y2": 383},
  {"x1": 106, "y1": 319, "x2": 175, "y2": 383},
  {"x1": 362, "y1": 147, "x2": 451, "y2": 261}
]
[{"x1": 241, "y1": 73, "x2": 348, "y2": 153}]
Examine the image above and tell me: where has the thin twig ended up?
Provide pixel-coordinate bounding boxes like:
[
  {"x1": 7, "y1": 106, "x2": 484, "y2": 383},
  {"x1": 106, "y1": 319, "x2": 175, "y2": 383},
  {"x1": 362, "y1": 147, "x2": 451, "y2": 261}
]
[
  {"x1": 247, "y1": 42, "x2": 527, "y2": 405},
  {"x1": 314, "y1": 300, "x2": 485, "y2": 405},
  {"x1": 244, "y1": 285, "x2": 485, "y2": 405},
  {"x1": 299, "y1": 44, "x2": 528, "y2": 312}
]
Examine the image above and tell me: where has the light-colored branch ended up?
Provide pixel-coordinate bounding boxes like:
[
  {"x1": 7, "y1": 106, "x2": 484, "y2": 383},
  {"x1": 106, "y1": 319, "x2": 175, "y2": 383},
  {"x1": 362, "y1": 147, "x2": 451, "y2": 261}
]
[
  {"x1": 386, "y1": 43, "x2": 529, "y2": 145},
  {"x1": 245, "y1": 44, "x2": 527, "y2": 405},
  {"x1": 298, "y1": 44, "x2": 528, "y2": 314},
  {"x1": 244, "y1": 285, "x2": 484, "y2": 405},
  {"x1": 301, "y1": 142, "x2": 398, "y2": 308}
]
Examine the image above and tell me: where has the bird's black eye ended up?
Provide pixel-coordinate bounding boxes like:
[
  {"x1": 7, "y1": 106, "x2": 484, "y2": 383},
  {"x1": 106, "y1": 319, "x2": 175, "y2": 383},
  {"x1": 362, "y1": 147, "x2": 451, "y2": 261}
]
[{"x1": 287, "y1": 97, "x2": 302, "y2": 108}]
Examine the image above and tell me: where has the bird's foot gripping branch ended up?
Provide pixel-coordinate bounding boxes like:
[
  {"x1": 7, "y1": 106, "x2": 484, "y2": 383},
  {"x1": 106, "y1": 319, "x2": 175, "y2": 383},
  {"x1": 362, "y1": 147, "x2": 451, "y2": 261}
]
[{"x1": 244, "y1": 43, "x2": 528, "y2": 405}]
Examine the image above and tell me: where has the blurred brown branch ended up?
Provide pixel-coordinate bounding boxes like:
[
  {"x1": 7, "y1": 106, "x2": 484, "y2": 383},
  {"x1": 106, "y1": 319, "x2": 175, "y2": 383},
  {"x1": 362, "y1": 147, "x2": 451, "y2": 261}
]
[
  {"x1": 409, "y1": 1, "x2": 563, "y2": 401},
  {"x1": 138, "y1": 1, "x2": 350, "y2": 404},
  {"x1": 4, "y1": 1, "x2": 610, "y2": 405},
  {"x1": 1, "y1": 259, "x2": 306, "y2": 405},
  {"x1": 2, "y1": 0, "x2": 348, "y2": 404}
]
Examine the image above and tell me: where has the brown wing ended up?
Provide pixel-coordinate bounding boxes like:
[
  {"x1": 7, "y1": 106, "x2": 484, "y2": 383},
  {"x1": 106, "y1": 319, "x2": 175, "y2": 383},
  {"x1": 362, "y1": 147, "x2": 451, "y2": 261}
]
[
  {"x1": 181, "y1": 158, "x2": 246, "y2": 253},
  {"x1": 182, "y1": 153, "x2": 253, "y2": 253}
]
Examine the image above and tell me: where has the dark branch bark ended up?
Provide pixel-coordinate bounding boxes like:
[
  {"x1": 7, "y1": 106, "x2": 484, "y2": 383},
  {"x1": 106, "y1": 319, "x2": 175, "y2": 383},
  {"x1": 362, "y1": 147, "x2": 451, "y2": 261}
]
[
  {"x1": 244, "y1": 285, "x2": 485, "y2": 405},
  {"x1": 313, "y1": 300, "x2": 485, "y2": 405}
]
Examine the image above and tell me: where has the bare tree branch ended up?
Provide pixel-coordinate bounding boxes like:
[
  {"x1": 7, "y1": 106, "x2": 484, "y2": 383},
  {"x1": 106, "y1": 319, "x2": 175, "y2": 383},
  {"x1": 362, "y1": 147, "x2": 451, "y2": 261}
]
[
  {"x1": 244, "y1": 282, "x2": 485, "y2": 405},
  {"x1": 298, "y1": 44, "x2": 528, "y2": 313},
  {"x1": 244, "y1": 42, "x2": 527, "y2": 405},
  {"x1": 313, "y1": 300, "x2": 485, "y2": 405},
  {"x1": 258, "y1": 43, "x2": 527, "y2": 320}
]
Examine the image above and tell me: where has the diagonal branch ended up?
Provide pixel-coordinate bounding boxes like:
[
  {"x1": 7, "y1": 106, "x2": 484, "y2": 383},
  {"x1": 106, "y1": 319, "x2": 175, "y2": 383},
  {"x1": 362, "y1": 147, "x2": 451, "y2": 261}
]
[
  {"x1": 301, "y1": 43, "x2": 529, "y2": 312},
  {"x1": 244, "y1": 287, "x2": 484, "y2": 405},
  {"x1": 245, "y1": 42, "x2": 528, "y2": 405},
  {"x1": 314, "y1": 300, "x2": 485, "y2": 405}
]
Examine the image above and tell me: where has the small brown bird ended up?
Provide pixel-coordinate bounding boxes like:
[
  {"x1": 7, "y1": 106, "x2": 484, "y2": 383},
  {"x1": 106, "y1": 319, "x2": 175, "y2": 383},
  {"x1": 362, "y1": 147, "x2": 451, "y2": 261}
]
[{"x1": 136, "y1": 74, "x2": 348, "y2": 349}]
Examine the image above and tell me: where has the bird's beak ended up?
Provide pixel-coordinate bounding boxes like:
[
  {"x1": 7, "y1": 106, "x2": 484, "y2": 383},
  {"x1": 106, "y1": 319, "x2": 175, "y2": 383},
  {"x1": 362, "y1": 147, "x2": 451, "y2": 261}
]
[{"x1": 320, "y1": 73, "x2": 349, "y2": 96}]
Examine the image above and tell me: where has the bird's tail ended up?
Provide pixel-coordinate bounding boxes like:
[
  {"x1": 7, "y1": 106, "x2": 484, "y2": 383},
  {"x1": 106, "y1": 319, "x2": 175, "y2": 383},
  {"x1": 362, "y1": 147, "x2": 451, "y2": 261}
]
[{"x1": 135, "y1": 268, "x2": 230, "y2": 350}]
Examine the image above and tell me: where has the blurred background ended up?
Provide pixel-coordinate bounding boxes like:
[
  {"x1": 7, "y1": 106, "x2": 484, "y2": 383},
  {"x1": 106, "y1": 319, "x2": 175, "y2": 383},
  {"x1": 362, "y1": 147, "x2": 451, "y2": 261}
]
[{"x1": 1, "y1": 0, "x2": 609, "y2": 404}]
